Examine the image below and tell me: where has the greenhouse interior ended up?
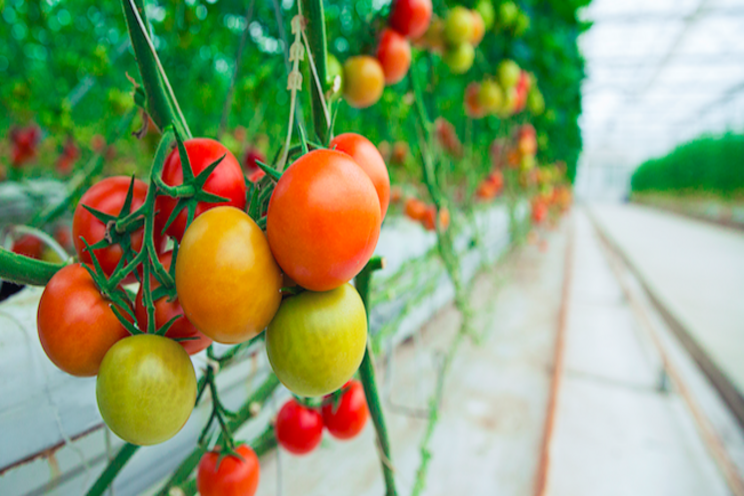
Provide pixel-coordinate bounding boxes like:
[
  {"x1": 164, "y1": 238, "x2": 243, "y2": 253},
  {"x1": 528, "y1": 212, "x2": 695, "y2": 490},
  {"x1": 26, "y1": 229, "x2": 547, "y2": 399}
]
[{"x1": 1, "y1": 0, "x2": 743, "y2": 495}]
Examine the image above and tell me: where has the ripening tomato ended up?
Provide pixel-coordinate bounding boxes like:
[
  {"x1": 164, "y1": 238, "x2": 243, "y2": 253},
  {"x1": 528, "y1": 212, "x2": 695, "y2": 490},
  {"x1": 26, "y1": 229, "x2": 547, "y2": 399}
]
[
  {"x1": 422, "y1": 17, "x2": 446, "y2": 53},
  {"x1": 392, "y1": 141, "x2": 409, "y2": 164},
  {"x1": 322, "y1": 380, "x2": 369, "y2": 440},
  {"x1": 73, "y1": 177, "x2": 163, "y2": 280},
  {"x1": 56, "y1": 138, "x2": 80, "y2": 175},
  {"x1": 469, "y1": 10, "x2": 485, "y2": 46},
  {"x1": 197, "y1": 445, "x2": 260, "y2": 496},
  {"x1": 329, "y1": 133, "x2": 391, "y2": 219},
  {"x1": 243, "y1": 147, "x2": 266, "y2": 183},
  {"x1": 376, "y1": 29, "x2": 411, "y2": 85},
  {"x1": 266, "y1": 283, "x2": 368, "y2": 397},
  {"x1": 405, "y1": 197, "x2": 427, "y2": 221},
  {"x1": 37, "y1": 264, "x2": 130, "y2": 377},
  {"x1": 12, "y1": 234, "x2": 44, "y2": 260},
  {"x1": 275, "y1": 399, "x2": 324, "y2": 455},
  {"x1": 475, "y1": 0, "x2": 495, "y2": 29},
  {"x1": 443, "y1": 43, "x2": 475, "y2": 74},
  {"x1": 176, "y1": 207, "x2": 282, "y2": 344},
  {"x1": 476, "y1": 181, "x2": 497, "y2": 200},
  {"x1": 96, "y1": 334, "x2": 197, "y2": 445},
  {"x1": 156, "y1": 138, "x2": 247, "y2": 241},
  {"x1": 327, "y1": 54, "x2": 345, "y2": 98},
  {"x1": 479, "y1": 79, "x2": 504, "y2": 114},
  {"x1": 528, "y1": 89, "x2": 545, "y2": 115},
  {"x1": 389, "y1": 0, "x2": 433, "y2": 39},
  {"x1": 532, "y1": 200, "x2": 548, "y2": 224},
  {"x1": 498, "y1": 59, "x2": 521, "y2": 89},
  {"x1": 266, "y1": 150, "x2": 381, "y2": 292},
  {"x1": 421, "y1": 205, "x2": 436, "y2": 231},
  {"x1": 343, "y1": 56, "x2": 385, "y2": 109},
  {"x1": 135, "y1": 251, "x2": 212, "y2": 354},
  {"x1": 464, "y1": 82, "x2": 486, "y2": 119},
  {"x1": 445, "y1": 6, "x2": 474, "y2": 45}
]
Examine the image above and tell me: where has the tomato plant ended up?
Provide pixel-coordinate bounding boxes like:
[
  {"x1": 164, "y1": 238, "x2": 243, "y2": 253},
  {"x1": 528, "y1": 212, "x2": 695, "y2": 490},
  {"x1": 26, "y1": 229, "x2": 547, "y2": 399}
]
[
  {"x1": 266, "y1": 283, "x2": 368, "y2": 397},
  {"x1": 96, "y1": 334, "x2": 197, "y2": 446},
  {"x1": 329, "y1": 132, "x2": 391, "y2": 218},
  {"x1": 134, "y1": 251, "x2": 212, "y2": 355},
  {"x1": 322, "y1": 380, "x2": 369, "y2": 440},
  {"x1": 197, "y1": 445, "x2": 260, "y2": 496},
  {"x1": 37, "y1": 263, "x2": 130, "y2": 377},
  {"x1": 176, "y1": 206, "x2": 282, "y2": 344},
  {"x1": 343, "y1": 56, "x2": 385, "y2": 109},
  {"x1": 266, "y1": 149, "x2": 381, "y2": 292},
  {"x1": 376, "y1": 29, "x2": 412, "y2": 86},
  {"x1": 275, "y1": 399, "x2": 324, "y2": 455},
  {"x1": 157, "y1": 138, "x2": 247, "y2": 241}
]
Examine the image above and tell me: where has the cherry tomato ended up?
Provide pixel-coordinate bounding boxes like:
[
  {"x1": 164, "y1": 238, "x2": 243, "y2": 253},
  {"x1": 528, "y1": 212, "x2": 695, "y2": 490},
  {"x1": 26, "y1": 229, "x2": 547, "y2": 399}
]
[
  {"x1": 243, "y1": 147, "x2": 266, "y2": 183},
  {"x1": 422, "y1": 17, "x2": 446, "y2": 53},
  {"x1": 464, "y1": 82, "x2": 486, "y2": 119},
  {"x1": 266, "y1": 283, "x2": 368, "y2": 397},
  {"x1": 96, "y1": 334, "x2": 197, "y2": 445},
  {"x1": 469, "y1": 10, "x2": 485, "y2": 46},
  {"x1": 37, "y1": 264, "x2": 130, "y2": 376},
  {"x1": 156, "y1": 138, "x2": 247, "y2": 241},
  {"x1": 197, "y1": 445, "x2": 260, "y2": 496},
  {"x1": 73, "y1": 176, "x2": 163, "y2": 280},
  {"x1": 389, "y1": 0, "x2": 432, "y2": 39},
  {"x1": 375, "y1": 29, "x2": 411, "y2": 85},
  {"x1": 499, "y1": 1, "x2": 519, "y2": 27},
  {"x1": 443, "y1": 43, "x2": 474, "y2": 74},
  {"x1": 322, "y1": 380, "x2": 369, "y2": 440},
  {"x1": 532, "y1": 200, "x2": 548, "y2": 224},
  {"x1": 275, "y1": 399, "x2": 323, "y2": 455},
  {"x1": 135, "y1": 251, "x2": 212, "y2": 355},
  {"x1": 327, "y1": 54, "x2": 345, "y2": 98},
  {"x1": 392, "y1": 141, "x2": 409, "y2": 164},
  {"x1": 475, "y1": 0, "x2": 495, "y2": 29},
  {"x1": 329, "y1": 133, "x2": 391, "y2": 218},
  {"x1": 444, "y1": 6, "x2": 474, "y2": 45},
  {"x1": 176, "y1": 206, "x2": 282, "y2": 344},
  {"x1": 343, "y1": 56, "x2": 385, "y2": 109},
  {"x1": 498, "y1": 59, "x2": 521, "y2": 89},
  {"x1": 421, "y1": 205, "x2": 436, "y2": 231},
  {"x1": 405, "y1": 197, "x2": 427, "y2": 221},
  {"x1": 266, "y1": 149, "x2": 381, "y2": 292},
  {"x1": 528, "y1": 89, "x2": 545, "y2": 115},
  {"x1": 479, "y1": 79, "x2": 504, "y2": 113},
  {"x1": 12, "y1": 234, "x2": 44, "y2": 260}
]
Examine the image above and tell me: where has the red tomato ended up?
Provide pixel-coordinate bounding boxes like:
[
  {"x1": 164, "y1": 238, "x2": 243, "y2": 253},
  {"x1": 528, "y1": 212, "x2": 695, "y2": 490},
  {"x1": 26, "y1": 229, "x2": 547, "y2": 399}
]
[
  {"x1": 532, "y1": 200, "x2": 548, "y2": 224},
  {"x1": 243, "y1": 148, "x2": 266, "y2": 183},
  {"x1": 275, "y1": 399, "x2": 323, "y2": 455},
  {"x1": 37, "y1": 264, "x2": 130, "y2": 376},
  {"x1": 322, "y1": 380, "x2": 369, "y2": 440},
  {"x1": 405, "y1": 197, "x2": 427, "y2": 221},
  {"x1": 156, "y1": 138, "x2": 247, "y2": 241},
  {"x1": 376, "y1": 29, "x2": 412, "y2": 85},
  {"x1": 134, "y1": 251, "x2": 212, "y2": 355},
  {"x1": 54, "y1": 225, "x2": 73, "y2": 250},
  {"x1": 389, "y1": 0, "x2": 433, "y2": 39},
  {"x1": 421, "y1": 205, "x2": 436, "y2": 231},
  {"x1": 464, "y1": 82, "x2": 486, "y2": 119},
  {"x1": 10, "y1": 125, "x2": 41, "y2": 167},
  {"x1": 329, "y1": 133, "x2": 391, "y2": 219},
  {"x1": 73, "y1": 177, "x2": 163, "y2": 279},
  {"x1": 56, "y1": 137, "x2": 80, "y2": 175},
  {"x1": 266, "y1": 149, "x2": 381, "y2": 292},
  {"x1": 197, "y1": 445, "x2": 260, "y2": 496},
  {"x1": 12, "y1": 234, "x2": 44, "y2": 260}
]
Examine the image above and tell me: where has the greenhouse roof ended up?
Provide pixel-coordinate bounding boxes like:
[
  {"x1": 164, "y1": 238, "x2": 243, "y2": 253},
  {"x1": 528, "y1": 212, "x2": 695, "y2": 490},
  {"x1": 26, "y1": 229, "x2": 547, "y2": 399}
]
[{"x1": 578, "y1": 0, "x2": 744, "y2": 169}]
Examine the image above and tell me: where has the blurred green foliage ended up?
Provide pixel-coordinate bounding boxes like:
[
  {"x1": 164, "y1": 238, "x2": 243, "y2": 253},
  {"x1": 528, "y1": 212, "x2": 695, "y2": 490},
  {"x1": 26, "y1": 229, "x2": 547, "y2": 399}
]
[
  {"x1": 0, "y1": 0, "x2": 588, "y2": 181},
  {"x1": 631, "y1": 133, "x2": 744, "y2": 197}
]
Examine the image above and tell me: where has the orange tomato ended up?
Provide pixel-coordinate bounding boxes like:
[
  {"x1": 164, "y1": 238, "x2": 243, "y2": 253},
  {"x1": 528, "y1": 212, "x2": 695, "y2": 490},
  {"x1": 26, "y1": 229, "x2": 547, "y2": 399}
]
[
  {"x1": 405, "y1": 197, "x2": 427, "y2": 221},
  {"x1": 343, "y1": 56, "x2": 385, "y2": 109}
]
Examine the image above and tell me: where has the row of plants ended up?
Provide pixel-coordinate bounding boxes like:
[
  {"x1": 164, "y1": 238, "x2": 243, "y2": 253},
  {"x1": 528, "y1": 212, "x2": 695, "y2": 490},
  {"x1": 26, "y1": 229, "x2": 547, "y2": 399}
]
[{"x1": 0, "y1": 0, "x2": 585, "y2": 494}]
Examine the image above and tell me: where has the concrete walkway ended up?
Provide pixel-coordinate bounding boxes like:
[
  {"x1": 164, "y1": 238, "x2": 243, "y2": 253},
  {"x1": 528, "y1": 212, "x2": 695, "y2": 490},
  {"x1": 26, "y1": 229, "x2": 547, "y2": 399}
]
[{"x1": 590, "y1": 203, "x2": 744, "y2": 396}]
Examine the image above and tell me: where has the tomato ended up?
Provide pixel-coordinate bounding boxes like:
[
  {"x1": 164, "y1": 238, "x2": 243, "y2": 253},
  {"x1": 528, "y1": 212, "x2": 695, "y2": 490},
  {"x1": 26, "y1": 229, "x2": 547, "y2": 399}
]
[
  {"x1": 12, "y1": 234, "x2": 44, "y2": 260},
  {"x1": 422, "y1": 17, "x2": 446, "y2": 53},
  {"x1": 498, "y1": 59, "x2": 521, "y2": 89},
  {"x1": 243, "y1": 147, "x2": 266, "y2": 183},
  {"x1": 37, "y1": 264, "x2": 130, "y2": 377},
  {"x1": 443, "y1": 43, "x2": 474, "y2": 75},
  {"x1": 176, "y1": 206, "x2": 282, "y2": 344},
  {"x1": 275, "y1": 399, "x2": 324, "y2": 455},
  {"x1": 435, "y1": 118, "x2": 462, "y2": 156},
  {"x1": 10, "y1": 125, "x2": 40, "y2": 168},
  {"x1": 405, "y1": 197, "x2": 427, "y2": 221},
  {"x1": 322, "y1": 380, "x2": 369, "y2": 440},
  {"x1": 479, "y1": 79, "x2": 504, "y2": 113},
  {"x1": 470, "y1": 10, "x2": 485, "y2": 46},
  {"x1": 476, "y1": 181, "x2": 497, "y2": 200},
  {"x1": 392, "y1": 141, "x2": 409, "y2": 164},
  {"x1": 329, "y1": 133, "x2": 391, "y2": 218},
  {"x1": 73, "y1": 177, "x2": 163, "y2": 280},
  {"x1": 528, "y1": 89, "x2": 545, "y2": 115},
  {"x1": 54, "y1": 225, "x2": 73, "y2": 250},
  {"x1": 343, "y1": 56, "x2": 385, "y2": 109},
  {"x1": 439, "y1": 207, "x2": 451, "y2": 231},
  {"x1": 156, "y1": 138, "x2": 247, "y2": 241},
  {"x1": 96, "y1": 334, "x2": 197, "y2": 445},
  {"x1": 390, "y1": 185, "x2": 403, "y2": 203},
  {"x1": 266, "y1": 150, "x2": 381, "y2": 292},
  {"x1": 375, "y1": 29, "x2": 411, "y2": 85},
  {"x1": 475, "y1": 0, "x2": 495, "y2": 29},
  {"x1": 464, "y1": 82, "x2": 486, "y2": 119},
  {"x1": 421, "y1": 206, "x2": 447, "y2": 231},
  {"x1": 532, "y1": 200, "x2": 548, "y2": 224},
  {"x1": 327, "y1": 54, "x2": 345, "y2": 97},
  {"x1": 518, "y1": 134, "x2": 537, "y2": 157},
  {"x1": 56, "y1": 138, "x2": 80, "y2": 175},
  {"x1": 499, "y1": 1, "x2": 519, "y2": 27},
  {"x1": 445, "y1": 6, "x2": 474, "y2": 45},
  {"x1": 501, "y1": 86, "x2": 519, "y2": 116},
  {"x1": 521, "y1": 154, "x2": 536, "y2": 171},
  {"x1": 135, "y1": 251, "x2": 212, "y2": 354},
  {"x1": 266, "y1": 283, "x2": 368, "y2": 397},
  {"x1": 389, "y1": 0, "x2": 432, "y2": 39},
  {"x1": 197, "y1": 445, "x2": 260, "y2": 496}
]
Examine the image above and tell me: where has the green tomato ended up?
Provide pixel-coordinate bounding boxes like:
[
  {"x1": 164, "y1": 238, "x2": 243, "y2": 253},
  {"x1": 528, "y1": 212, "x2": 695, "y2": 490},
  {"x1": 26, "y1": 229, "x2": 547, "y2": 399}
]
[
  {"x1": 326, "y1": 54, "x2": 344, "y2": 98},
  {"x1": 266, "y1": 283, "x2": 367, "y2": 397},
  {"x1": 96, "y1": 334, "x2": 197, "y2": 446},
  {"x1": 475, "y1": 0, "x2": 496, "y2": 30},
  {"x1": 528, "y1": 89, "x2": 545, "y2": 115},
  {"x1": 499, "y1": 1, "x2": 519, "y2": 28},
  {"x1": 445, "y1": 6, "x2": 475, "y2": 45},
  {"x1": 478, "y1": 79, "x2": 504, "y2": 113},
  {"x1": 498, "y1": 59, "x2": 521, "y2": 88},
  {"x1": 443, "y1": 43, "x2": 475, "y2": 75}
]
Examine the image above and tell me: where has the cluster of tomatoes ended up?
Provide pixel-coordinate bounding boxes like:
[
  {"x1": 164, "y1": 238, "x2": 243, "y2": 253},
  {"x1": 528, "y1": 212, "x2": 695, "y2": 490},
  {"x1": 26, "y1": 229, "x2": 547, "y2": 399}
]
[
  {"x1": 418, "y1": 5, "x2": 485, "y2": 74},
  {"x1": 34, "y1": 130, "x2": 390, "y2": 448},
  {"x1": 402, "y1": 196, "x2": 450, "y2": 232},
  {"x1": 341, "y1": 0, "x2": 433, "y2": 109},
  {"x1": 492, "y1": 123, "x2": 538, "y2": 173},
  {"x1": 465, "y1": 59, "x2": 543, "y2": 120},
  {"x1": 9, "y1": 124, "x2": 41, "y2": 168}
]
